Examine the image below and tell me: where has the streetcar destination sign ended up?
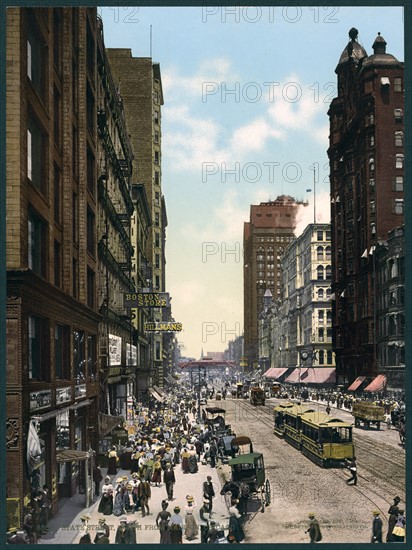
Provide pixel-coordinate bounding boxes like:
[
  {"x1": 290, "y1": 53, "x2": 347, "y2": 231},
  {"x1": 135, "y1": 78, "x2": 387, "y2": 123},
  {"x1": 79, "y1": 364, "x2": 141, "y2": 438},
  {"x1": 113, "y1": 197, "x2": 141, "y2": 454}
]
[
  {"x1": 123, "y1": 292, "x2": 170, "y2": 308},
  {"x1": 144, "y1": 322, "x2": 183, "y2": 332}
]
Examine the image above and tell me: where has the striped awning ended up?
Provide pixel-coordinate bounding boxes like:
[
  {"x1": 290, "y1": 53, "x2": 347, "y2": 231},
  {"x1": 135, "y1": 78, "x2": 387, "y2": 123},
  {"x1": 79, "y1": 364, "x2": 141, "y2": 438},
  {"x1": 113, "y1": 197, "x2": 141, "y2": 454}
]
[
  {"x1": 284, "y1": 368, "x2": 309, "y2": 383},
  {"x1": 364, "y1": 374, "x2": 387, "y2": 393},
  {"x1": 347, "y1": 376, "x2": 366, "y2": 391},
  {"x1": 148, "y1": 388, "x2": 164, "y2": 402},
  {"x1": 264, "y1": 368, "x2": 288, "y2": 380}
]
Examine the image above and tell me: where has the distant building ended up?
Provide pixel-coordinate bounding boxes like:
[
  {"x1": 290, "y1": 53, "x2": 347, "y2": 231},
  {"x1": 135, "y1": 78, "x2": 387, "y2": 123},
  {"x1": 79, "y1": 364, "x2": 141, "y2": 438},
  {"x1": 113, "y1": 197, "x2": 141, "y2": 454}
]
[
  {"x1": 106, "y1": 49, "x2": 170, "y2": 388},
  {"x1": 328, "y1": 28, "x2": 404, "y2": 386},
  {"x1": 243, "y1": 196, "x2": 307, "y2": 370}
]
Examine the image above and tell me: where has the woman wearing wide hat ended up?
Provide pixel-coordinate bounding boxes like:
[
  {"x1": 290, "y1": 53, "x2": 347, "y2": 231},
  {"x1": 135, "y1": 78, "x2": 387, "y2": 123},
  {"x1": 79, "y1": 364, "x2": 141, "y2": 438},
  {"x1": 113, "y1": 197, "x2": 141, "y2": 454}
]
[
  {"x1": 386, "y1": 496, "x2": 401, "y2": 542},
  {"x1": 184, "y1": 495, "x2": 198, "y2": 541},
  {"x1": 107, "y1": 446, "x2": 119, "y2": 475}
]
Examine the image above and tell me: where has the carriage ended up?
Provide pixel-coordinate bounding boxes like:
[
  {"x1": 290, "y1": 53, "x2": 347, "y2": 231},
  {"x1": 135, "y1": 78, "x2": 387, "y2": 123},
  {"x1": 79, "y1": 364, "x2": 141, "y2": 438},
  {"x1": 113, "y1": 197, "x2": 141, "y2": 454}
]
[
  {"x1": 228, "y1": 448, "x2": 271, "y2": 513},
  {"x1": 352, "y1": 401, "x2": 385, "y2": 430},
  {"x1": 205, "y1": 407, "x2": 231, "y2": 434},
  {"x1": 250, "y1": 386, "x2": 265, "y2": 406}
]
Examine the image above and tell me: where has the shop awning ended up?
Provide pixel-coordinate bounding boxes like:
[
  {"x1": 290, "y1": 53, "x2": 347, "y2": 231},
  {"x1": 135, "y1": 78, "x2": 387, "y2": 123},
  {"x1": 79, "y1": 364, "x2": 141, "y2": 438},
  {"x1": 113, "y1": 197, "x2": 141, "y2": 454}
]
[
  {"x1": 148, "y1": 388, "x2": 164, "y2": 402},
  {"x1": 347, "y1": 376, "x2": 366, "y2": 391},
  {"x1": 264, "y1": 367, "x2": 288, "y2": 380},
  {"x1": 56, "y1": 449, "x2": 91, "y2": 463},
  {"x1": 364, "y1": 374, "x2": 387, "y2": 393},
  {"x1": 284, "y1": 368, "x2": 309, "y2": 384},
  {"x1": 300, "y1": 368, "x2": 336, "y2": 384},
  {"x1": 263, "y1": 368, "x2": 275, "y2": 377},
  {"x1": 153, "y1": 385, "x2": 167, "y2": 398},
  {"x1": 98, "y1": 412, "x2": 124, "y2": 437}
]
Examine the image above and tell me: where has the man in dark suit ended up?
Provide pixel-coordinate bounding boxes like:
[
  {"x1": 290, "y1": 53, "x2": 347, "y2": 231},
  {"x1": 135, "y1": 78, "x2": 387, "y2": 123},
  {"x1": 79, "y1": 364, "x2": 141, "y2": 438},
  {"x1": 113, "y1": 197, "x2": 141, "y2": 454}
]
[
  {"x1": 138, "y1": 479, "x2": 151, "y2": 517},
  {"x1": 203, "y1": 476, "x2": 215, "y2": 515}
]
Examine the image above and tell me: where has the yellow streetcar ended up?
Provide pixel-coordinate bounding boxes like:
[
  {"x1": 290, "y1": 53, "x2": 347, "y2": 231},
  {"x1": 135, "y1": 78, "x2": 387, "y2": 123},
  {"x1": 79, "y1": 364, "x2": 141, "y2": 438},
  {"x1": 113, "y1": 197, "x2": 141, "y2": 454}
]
[{"x1": 300, "y1": 411, "x2": 355, "y2": 467}]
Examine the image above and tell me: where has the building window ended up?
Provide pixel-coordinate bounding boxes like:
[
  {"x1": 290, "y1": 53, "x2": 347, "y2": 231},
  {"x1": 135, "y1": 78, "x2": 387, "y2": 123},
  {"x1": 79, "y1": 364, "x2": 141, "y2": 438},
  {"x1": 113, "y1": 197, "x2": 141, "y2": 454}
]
[
  {"x1": 154, "y1": 131, "x2": 159, "y2": 143},
  {"x1": 394, "y1": 77, "x2": 402, "y2": 92},
  {"x1": 155, "y1": 212, "x2": 160, "y2": 226},
  {"x1": 394, "y1": 176, "x2": 404, "y2": 192},
  {"x1": 318, "y1": 350, "x2": 324, "y2": 365},
  {"x1": 325, "y1": 246, "x2": 331, "y2": 260},
  {"x1": 53, "y1": 85, "x2": 61, "y2": 147},
  {"x1": 87, "y1": 335, "x2": 97, "y2": 381},
  {"x1": 154, "y1": 171, "x2": 160, "y2": 185},
  {"x1": 154, "y1": 110, "x2": 159, "y2": 124},
  {"x1": 86, "y1": 82, "x2": 95, "y2": 135},
  {"x1": 155, "y1": 254, "x2": 160, "y2": 269},
  {"x1": 317, "y1": 288, "x2": 324, "y2": 300},
  {"x1": 155, "y1": 191, "x2": 160, "y2": 205},
  {"x1": 155, "y1": 341, "x2": 161, "y2": 361},
  {"x1": 394, "y1": 199, "x2": 404, "y2": 215},
  {"x1": 28, "y1": 210, "x2": 46, "y2": 276},
  {"x1": 87, "y1": 268, "x2": 95, "y2": 308},
  {"x1": 395, "y1": 132, "x2": 403, "y2": 147},
  {"x1": 327, "y1": 328, "x2": 332, "y2": 341},
  {"x1": 27, "y1": 22, "x2": 46, "y2": 99},
  {"x1": 371, "y1": 223, "x2": 376, "y2": 235},
  {"x1": 29, "y1": 316, "x2": 49, "y2": 380},
  {"x1": 369, "y1": 134, "x2": 375, "y2": 147},
  {"x1": 325, "y1": 265, "x2": 332, "y2": 280},
  {"x1": 54, "y1": 240, "x2": 61, "y2": 287},
  {"x1": 72, "y1": 192, "x2": 78, "y2": 243},
  {"x1": 317, "y1": 246, "x2": 323, "y2": 260},
  {"x1": 73, "y1": 258, "x2": 78, "y2": 298},
  {"x1": 87, "y1": 147, "x2": 95, "y2": 196},
  {"x1": 87, "y1": 207, "x2": 95, "y2": 256},
  {"x1": 155, "y1": 233, "x2": 160, "y2": 247},
  {"x1": 327, "y1": 350, "x2": 333, "y2": 364},
  {"x1": 155, "y1": 275, "x2": 160, "y2": 289},
  {"x1": 318, "y1": 328, "x2": 324, "y2": 342},
  {"x1": 369, "y1": 178, "x2": 375, "y2": 191},
  {"x1": 154, "y1": 151, "x2": 159, "y2": 165},
  {"x1": 73, "y1": 330, "x2": 85, "y2": 383},
  {"x1": 27, "y1": 114, "x2": 46, "y2": 192},
  {"x1": 86, "y1": 18, "x2": 95, "y2": 76},
  {"x1": 369, "y1": 157, "x2": 375, "y2": 172},
  {"x1": 55, "y1": 324, "x2": 70, "y2": 379},
  {"x1": 317, "y1": 266, "x2": 324, "y2": 280},
  {"x1": 54, "y1": 163, "x2": 61, "y2": 224},
  {"x1": 394, "y1": 109, "x2": 403, "y2": 123},
  {"x1": 318, "y1": 310, "x2": 324, "y2": 324},
  {"x1": 317, "y1": 230, "x2": 323, "y2": 241},
  {"x1": 395, "y1": 154, "x2": 404, "y2": 169}
]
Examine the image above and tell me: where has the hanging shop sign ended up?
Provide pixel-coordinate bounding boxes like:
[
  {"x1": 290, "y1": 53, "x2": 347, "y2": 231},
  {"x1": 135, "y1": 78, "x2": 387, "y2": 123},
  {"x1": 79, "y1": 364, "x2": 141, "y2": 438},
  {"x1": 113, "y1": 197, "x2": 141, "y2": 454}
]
[
  {"x1": 123, "y1": 292, "x2": 170, "y2": 308},
  {"x1": 109, "y1": 334, "x2": 122, "y2": 366},
  {"x1": 144, "y1": 322, "x2": 183, "y2": 332}
]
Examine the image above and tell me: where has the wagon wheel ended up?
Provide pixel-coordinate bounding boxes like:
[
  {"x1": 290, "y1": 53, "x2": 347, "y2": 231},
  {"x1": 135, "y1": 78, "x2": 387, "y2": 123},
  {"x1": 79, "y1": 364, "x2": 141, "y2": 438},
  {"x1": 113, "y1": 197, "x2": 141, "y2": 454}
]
[
  {"x1": 265, "y1": 479, "x2": 271, "y2": 506},
  {"x1": 260, "y1": 487, "x2": 265, "y2": 513}
]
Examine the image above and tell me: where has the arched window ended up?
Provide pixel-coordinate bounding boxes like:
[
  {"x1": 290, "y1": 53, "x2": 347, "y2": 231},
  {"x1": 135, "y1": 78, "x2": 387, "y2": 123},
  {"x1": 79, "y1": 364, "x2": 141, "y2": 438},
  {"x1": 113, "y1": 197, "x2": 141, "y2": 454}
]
[
  {"x1": 317, "y1": 266, "x2": 324, "y2": 280},
  {"x1": 325, "y1": 246, "x2": 331, "y2": 260},
  {"x1": 318, "y1": 350, "x2": 325, "y2": 365},
  {"x1": 317, "y1": 288, "x2": 324, "y2": 300},
  {"x1": 325, "y1": 265, "x2": 332, "y2": 279},
  {"x1": 317, "y1": 246, "x2": 324, "y2": 260}
]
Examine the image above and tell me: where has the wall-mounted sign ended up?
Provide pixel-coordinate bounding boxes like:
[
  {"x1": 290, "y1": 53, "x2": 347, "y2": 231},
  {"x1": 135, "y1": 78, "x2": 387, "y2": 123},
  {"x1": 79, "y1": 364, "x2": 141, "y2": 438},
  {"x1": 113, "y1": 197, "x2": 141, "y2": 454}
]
[
  {"x1": 109, "y1": 334, "x2": 122, "y2": 365},
  {"x1": 144, "y1": 322, "x2": 182, "y2": 332},
  {"x1": 56, "y1": 387, "x2": 72, "y2": 405},
  {"x1": 123, "y1": 292, "x2": 170, "y2": 308},
  {"x1": 30, "y1": 390, "x2": 52, "y2": 411}
]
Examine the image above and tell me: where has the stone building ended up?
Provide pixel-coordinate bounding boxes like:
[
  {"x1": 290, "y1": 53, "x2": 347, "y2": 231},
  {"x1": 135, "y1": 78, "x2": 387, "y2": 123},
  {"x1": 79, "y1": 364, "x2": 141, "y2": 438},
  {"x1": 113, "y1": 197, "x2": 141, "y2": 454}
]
[
  {"x1": 328, "y1": 28, "x2": 404, "y2": 386},
  {"x1": 6, "y1": 7, "x2": 100, "y2": 523},
  {"x1": 95, "y1": 15, "x2": 136, "y2": 422},
  {"x1": 375, "y1": 226, "x2": 405, "y2": 391},
  {"x1": 243, "y1": 195, "x2": 306, "y2": 370},
  {"x1": 105, "y1": 49, "x2": 170, "y2": 388}
]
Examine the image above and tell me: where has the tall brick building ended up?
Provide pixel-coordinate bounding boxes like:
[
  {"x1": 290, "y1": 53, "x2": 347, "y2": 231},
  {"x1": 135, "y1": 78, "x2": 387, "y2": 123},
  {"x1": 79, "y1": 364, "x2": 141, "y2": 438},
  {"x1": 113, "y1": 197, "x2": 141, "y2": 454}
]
[
  {"x1": 106, "y1": 49, "x2": 170, "y2": 388},
  {"x1": 6, "y1": 7, "x2": 101, "y2": 523},
  {"x1": 243, "y1": 196, "x2": 306, "y2": 370},
  {"x1": 328, "y1": 28, "x2": 404, "y2": 386}
]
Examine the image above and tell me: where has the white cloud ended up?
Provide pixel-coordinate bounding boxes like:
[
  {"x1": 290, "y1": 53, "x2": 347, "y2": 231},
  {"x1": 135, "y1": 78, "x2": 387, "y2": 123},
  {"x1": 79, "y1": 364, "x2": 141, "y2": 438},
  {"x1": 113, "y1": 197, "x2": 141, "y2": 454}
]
[{"x1": 294, "y1": 190, "x2": 331, "y2": 237}]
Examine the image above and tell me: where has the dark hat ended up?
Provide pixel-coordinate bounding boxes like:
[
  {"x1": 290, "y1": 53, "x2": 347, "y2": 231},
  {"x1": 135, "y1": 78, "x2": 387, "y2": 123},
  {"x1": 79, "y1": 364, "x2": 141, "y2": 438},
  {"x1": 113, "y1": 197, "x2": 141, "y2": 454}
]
[
  {"x1": 174, "y1": 506, "x2": 181, "y2": 513},
  {"x1": 207, "y1": 476, "x2": 212, "y2": 480},
  {"x1": 393, "y1": 496, "x2": 401, "y2": 503}
]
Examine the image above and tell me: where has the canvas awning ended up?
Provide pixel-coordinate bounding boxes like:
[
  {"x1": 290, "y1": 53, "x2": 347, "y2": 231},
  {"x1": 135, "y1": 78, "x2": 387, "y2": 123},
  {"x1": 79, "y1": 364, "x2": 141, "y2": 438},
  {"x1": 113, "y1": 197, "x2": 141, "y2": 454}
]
[
  {"x1": 56, "y1": 449, "x2": 91, "y2": 463},
  {"x1": 153, "y1": 385, "x2": 167, "y2": 398},
  {"x1": 148, "y1": 388, "x2": 164, "y2": 402},
  {"x1": 284, "y1": 368, "x2": 309, "y2": 383},
  {"x1": 98, "y1": 412, "x2": 124, "y2": 437},
  {"x1": 300, "y1": 368, "x2": 336, "y2": 384},
  {"x1": 264, "y1": 367, "x2": 288, "y2": 380},
  {"x1": 347, "y1": 376, "x2": 366, "y2": 391},
  {"x1": 263, "y1": 367, "x2": 275, "y2": 377},
  {"x1": 364, "y1": 374, "x2": 387, "y2": 393}
]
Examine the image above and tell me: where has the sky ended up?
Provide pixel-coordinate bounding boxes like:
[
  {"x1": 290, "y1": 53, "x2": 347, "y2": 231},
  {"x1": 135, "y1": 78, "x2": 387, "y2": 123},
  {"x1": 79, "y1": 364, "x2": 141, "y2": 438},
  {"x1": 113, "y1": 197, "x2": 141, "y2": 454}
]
[{"x1": 101, "y1": 5, "x2": 404, "y2": 359}]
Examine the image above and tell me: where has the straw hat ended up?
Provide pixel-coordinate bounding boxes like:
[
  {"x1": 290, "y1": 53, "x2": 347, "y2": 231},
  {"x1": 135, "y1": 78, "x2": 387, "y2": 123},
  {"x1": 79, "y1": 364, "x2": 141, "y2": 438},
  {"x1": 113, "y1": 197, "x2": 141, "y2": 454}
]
[
  {"x1": 116, "y1": 477, "x2": 123, "y2": 483},
  {"x1": 186, "y1": 495, "x2": 194, "y2": 502},
  {"x1": 174, "y1": 506, "x2": 181, "y2": 513},
  {"x1": 372, "y1": 510, "x2": 380, "y2": 516},
  {"x1": 308, "y1": 513, "x2": 315, "y2": 518}
]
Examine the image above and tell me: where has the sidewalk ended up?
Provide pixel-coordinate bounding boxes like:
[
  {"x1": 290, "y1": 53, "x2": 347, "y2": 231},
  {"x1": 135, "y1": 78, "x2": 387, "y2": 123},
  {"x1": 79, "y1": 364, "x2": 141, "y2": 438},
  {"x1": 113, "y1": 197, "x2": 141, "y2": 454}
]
[{"x1": 39, "y1": 460, "x2": 230, "y2": 544}]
